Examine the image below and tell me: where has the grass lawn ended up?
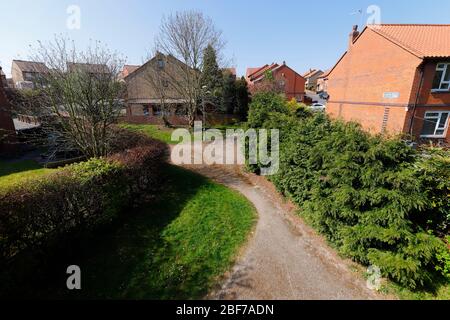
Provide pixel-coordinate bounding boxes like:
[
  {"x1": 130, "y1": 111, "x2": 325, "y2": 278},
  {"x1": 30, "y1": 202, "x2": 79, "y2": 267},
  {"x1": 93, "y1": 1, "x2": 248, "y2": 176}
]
[
  {"x1": 120, "y1": 123, "x2": 177, "y2": 144},
  {"x1": 2, "y1": 165, "x2": 256, "y2": 299},
  {"x1": 0, "y1": 160, "x2": 54, "y2": 191},
  {"x1": 120, "y1": 123, "x2": 249, "y2": 144}
]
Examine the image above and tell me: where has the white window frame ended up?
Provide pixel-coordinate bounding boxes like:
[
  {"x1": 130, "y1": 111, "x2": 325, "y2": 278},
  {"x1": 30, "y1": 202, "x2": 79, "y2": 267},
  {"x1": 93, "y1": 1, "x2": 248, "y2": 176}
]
[
  {"x1": 431, "y1": 63, "x2": 450, "y2": 92},
  {"x1": 420, "y1": 111, "x2": 450, "y2": 138}
]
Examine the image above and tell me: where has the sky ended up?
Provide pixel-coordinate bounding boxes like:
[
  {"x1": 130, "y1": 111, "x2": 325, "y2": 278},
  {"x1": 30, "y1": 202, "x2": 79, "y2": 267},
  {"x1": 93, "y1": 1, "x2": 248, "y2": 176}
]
[{"x1": 1, "y1": 0, "x2": 450, "y2": 77}]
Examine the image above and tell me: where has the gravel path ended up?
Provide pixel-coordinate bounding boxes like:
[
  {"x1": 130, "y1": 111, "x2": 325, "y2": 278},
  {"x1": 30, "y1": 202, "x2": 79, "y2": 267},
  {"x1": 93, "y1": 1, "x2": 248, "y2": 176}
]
[{"x1": 171, "y1": 142, "x2": 384, "y2": 300}]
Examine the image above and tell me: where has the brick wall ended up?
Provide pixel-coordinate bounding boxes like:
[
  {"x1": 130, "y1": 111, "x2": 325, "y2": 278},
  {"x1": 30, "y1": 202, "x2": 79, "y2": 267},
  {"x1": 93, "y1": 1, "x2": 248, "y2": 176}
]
[
  {"x1": 275, "y1": 65, "x2": 306, "y2": 101},
  {"x1": 327, "y1": 27, "x2": 423, "y2": 136},
  {"x1": 407, "y1": 61, "x2": 450, "y2": 143}
]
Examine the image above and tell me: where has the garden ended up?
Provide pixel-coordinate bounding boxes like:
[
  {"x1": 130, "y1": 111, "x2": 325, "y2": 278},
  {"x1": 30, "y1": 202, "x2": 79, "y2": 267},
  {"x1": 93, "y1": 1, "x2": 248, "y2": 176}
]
[{"x1": 0, "y1": 127, "x2": 256, "y2": 299}]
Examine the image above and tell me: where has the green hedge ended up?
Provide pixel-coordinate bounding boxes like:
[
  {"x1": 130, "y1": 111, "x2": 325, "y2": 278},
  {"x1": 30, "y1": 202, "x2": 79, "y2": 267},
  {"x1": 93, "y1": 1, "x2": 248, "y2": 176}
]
[
  {"x1": 0, "y1": 130, "x2": 168, "y2": 263},
  {"x1": 247, "y1": 92, "x2": 450, "y2": 288}
]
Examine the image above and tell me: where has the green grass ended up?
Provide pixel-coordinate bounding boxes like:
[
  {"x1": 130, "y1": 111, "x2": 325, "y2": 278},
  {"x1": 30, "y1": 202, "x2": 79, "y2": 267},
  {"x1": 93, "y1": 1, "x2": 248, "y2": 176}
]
[
  {"x1": 2, "y1": 165, "x2": 256, "y2": 299},
  {"x1": 120, "y1": 124, "x2": 177, "y2": 144},
  {"x1": 381, "y1": 278, "x2": 450, "y2": 300},
  {"x1": 0, "y1": 160, "x2": 54, "y2": 190},
  {"x1": 120, "y1": 123, "x2": 249, "y2": 144}
]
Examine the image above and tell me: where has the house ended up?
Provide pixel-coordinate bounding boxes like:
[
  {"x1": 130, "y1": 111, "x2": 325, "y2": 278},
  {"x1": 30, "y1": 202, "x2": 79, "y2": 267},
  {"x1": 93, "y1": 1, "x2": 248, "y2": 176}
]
[
  {"x1": 303, "y1": 69, "x2": 324, "y2": 91},
  {"x1": 67, "y1": 62, "x2": 110, "y2": 75},
  {"x1": 224, "y1": 68, "x2": 237, "y2": 77},
  {"x1": 326, "y1": 24, "x2": 450, "y2": 144},
  {"x1": 0, "y1": 68, "x2": 6, "y2": 85},
  {"x1": 11, "y1": 60, "x2": 49, "y2": 89},
  {"x1": 0, "y1": 67, "x2": 16, "y2": 154},
  {"x1": 119, "y1": 65, "x2": 140, "y2": 81},
  {"x1": 246, "y1": 62, "x2": 306, "y2": 102},
  {"x1": 316, "y1": 69, "x2": 330, "y2": 93},
  {"x1": 124, "y1": 53, "x2": 189, "y2": 124}
]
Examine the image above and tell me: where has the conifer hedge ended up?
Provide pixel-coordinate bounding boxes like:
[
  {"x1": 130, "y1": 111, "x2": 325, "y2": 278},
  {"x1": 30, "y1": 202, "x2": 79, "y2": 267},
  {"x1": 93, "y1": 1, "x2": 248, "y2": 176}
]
[{"x1": 248, "y1": 92, "x2": 450, "y2": 288}]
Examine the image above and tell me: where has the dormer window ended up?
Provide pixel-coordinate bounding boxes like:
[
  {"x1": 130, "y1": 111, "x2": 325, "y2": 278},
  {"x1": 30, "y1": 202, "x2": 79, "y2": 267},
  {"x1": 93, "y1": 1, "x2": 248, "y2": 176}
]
[{"x1": 432, "y1": 63, "x2": 450, "y2": 92}]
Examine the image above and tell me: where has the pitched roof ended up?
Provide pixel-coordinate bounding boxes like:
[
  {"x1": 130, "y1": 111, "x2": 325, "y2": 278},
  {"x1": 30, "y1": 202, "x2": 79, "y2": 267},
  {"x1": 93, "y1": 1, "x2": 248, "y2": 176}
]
[
  {"x1": 368, "y1": 24, "x2": 450, "y2": 58},
  {"x1": 12, "y1": 60, "x2": 49, "y2": 73},
  {"x1": 247, "y1": 63, "x2": 279, "y2": 82},
  {"x1": 123, "y1": 65, "x2": 140, "y2": 74},
  {"x1": 246, "y1": 67, "x2": 262, "y2": 79},
  {"x1": 302, "y1": 69, "x2": 323, "y2": 78},
  {"x1": 318, "y1": 69, "x2": 331, "y2": 79},
  {"x1": 224, "y1": 67, "x2": 237, "y2": 76},
  {"x1": 67, "y1": 62, "x2": 110, "y2": 74}
]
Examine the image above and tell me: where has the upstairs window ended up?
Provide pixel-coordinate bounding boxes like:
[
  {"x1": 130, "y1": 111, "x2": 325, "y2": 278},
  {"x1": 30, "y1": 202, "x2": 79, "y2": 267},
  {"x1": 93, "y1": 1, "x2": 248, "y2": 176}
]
[
  {"x1": 24, "y1": 72, "x2": 33, "y2": 81},
  {"x1": 432, "y1": 63, "x2": 450, "y2": 92},
  {"x1": 420, "y1": 111, "x2": 449, "y2": 138},
  {"x1": 157, "y1": 59, "x2": 165, "y2": 70}
]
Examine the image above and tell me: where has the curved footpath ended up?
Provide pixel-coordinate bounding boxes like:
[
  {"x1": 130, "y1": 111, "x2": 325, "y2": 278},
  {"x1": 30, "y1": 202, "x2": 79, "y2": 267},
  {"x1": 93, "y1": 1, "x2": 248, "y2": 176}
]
[{"x1": 171, "y1": 143, "x2": 385, "y2": 300}]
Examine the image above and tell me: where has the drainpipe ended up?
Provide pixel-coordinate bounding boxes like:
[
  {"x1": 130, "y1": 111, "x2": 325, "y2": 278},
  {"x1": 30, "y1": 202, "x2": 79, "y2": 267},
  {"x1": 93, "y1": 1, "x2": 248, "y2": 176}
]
[{"x1": 409, "y1": 64, "x2": 425, "y2": 137}]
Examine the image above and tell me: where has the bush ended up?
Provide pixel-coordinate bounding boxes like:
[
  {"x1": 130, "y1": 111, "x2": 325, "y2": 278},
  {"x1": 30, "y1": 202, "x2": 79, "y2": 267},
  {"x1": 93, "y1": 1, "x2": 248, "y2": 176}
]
[
  {"x1": 247, "y1": 92, "x2": 290, "y2": 128},
  {"x1": 0, "y1": 130, "x2": 168, "y2": 262},
  {"x1": 249, "y1": 110, "x2": 450, "y2": 289}
]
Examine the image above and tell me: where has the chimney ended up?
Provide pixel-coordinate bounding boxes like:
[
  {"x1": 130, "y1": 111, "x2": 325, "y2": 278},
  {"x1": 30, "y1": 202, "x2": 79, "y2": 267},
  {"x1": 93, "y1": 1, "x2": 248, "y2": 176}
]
[{"x1": 349, "y1": 25, "x2": 360, "y2": 49}]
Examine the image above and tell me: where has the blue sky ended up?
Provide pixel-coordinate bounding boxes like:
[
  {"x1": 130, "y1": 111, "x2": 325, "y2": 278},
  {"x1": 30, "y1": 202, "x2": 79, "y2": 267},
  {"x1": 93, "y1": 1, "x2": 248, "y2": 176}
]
[{"x1": 1, "y1": 0, "x2": 450, "y2": 77}]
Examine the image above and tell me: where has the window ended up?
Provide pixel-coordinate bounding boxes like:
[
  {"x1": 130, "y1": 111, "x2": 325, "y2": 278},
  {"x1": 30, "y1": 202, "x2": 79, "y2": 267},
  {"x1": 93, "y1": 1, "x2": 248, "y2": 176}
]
[
  {"x1": 153, "y1": 105, "x2": 162, "y2": 116},
  {"x1": 24, "y1": 72, "x2": 33, "y2": 81},
  {"x1": 420, "y1": 111, "x2": 449, "y2": 138},
  {"x1": 157, "y1": 59, "x2": 165, "y2": 70},
  {"x1": 432, "y1": 63, "x2": 450, "y2": 92},
  {"x1": 143, "y1": 105, "x2": 150, "y2": 116},
  {"x1": 175, "y1": 105, "x2": 186, "y2": 116}
]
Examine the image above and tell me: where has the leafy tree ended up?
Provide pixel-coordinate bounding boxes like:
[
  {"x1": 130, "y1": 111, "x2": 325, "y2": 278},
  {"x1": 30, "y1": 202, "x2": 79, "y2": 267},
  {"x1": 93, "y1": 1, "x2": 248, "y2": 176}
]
[
  {"x1": 200, "y1": 44, "x2": 223, "y2": 101},
  {"x1": 234, "y1": 76, "x2": 250, "y2": 119},
  {"x1": 220, "y1": 70, "x2": 236, "y2": 114}
]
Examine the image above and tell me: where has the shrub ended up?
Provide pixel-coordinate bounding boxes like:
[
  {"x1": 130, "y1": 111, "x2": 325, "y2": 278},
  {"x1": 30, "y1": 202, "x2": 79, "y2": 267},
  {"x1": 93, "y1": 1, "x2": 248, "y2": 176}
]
[
  {"x1": 249, "y1": 111, "x2": 450, "y2": 289},
  {"x1": 247, "y1": 91, "x2": 289, "y2": 128},
  {"x1": 0, "y1": 130, "x2": 168, "y2": 262}
]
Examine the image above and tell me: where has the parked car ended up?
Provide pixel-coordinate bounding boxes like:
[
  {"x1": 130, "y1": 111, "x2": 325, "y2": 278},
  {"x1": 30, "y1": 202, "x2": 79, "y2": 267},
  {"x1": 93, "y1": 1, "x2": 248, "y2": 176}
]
[{"x1": 310, "y1": 103, "x2": 326, "y2": 112}]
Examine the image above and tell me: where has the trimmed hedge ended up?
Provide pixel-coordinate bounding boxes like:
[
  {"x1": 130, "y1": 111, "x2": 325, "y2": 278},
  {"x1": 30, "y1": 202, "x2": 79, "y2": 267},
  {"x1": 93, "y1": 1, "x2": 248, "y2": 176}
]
[
  {"x1": 247, "y1": 92, "x2": 450, "y2": 289},
  {"x1": 0, "y1": 130, "x2": 168, "y2": 262}
]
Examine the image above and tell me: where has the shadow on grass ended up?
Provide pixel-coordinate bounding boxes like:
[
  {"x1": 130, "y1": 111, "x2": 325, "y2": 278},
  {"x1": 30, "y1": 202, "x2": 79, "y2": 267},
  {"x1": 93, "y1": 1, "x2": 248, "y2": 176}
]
[
  {"x1": 0, "y1": 165, "x2": 215, "y2": 299},
  {"x1": 0, "y1": 160, "x2": 43, "y2": 177}
]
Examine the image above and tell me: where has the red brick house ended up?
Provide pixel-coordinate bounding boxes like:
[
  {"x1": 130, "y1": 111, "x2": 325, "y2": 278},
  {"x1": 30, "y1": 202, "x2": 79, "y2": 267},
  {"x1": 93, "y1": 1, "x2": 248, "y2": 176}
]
[
  {"x1": 246, "y1": 62, "x2": 306, "y2": 102},
  {"x1": 0, "y1": 67, "x2": 16, "y2": 154},
  {"x1": 326, "y1": 24, "x2": 450, "y2": 144}
]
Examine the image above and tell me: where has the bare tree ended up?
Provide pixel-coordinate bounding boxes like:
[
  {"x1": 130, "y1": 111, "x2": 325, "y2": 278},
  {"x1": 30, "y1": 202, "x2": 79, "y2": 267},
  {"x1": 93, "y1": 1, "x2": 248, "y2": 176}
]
[
  {"x1": 19, "y1": 36, "x2": 126, "y2": 158},
  {"x1": 153, "y1": 11, "x2": 225, "y2": 127}
]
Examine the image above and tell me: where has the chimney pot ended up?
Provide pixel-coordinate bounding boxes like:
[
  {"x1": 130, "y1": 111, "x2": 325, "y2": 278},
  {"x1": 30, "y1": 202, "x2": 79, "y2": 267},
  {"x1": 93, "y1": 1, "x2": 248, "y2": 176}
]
[{"x1": 349, "y1": 25, "x2": 360, "y2": 49}]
